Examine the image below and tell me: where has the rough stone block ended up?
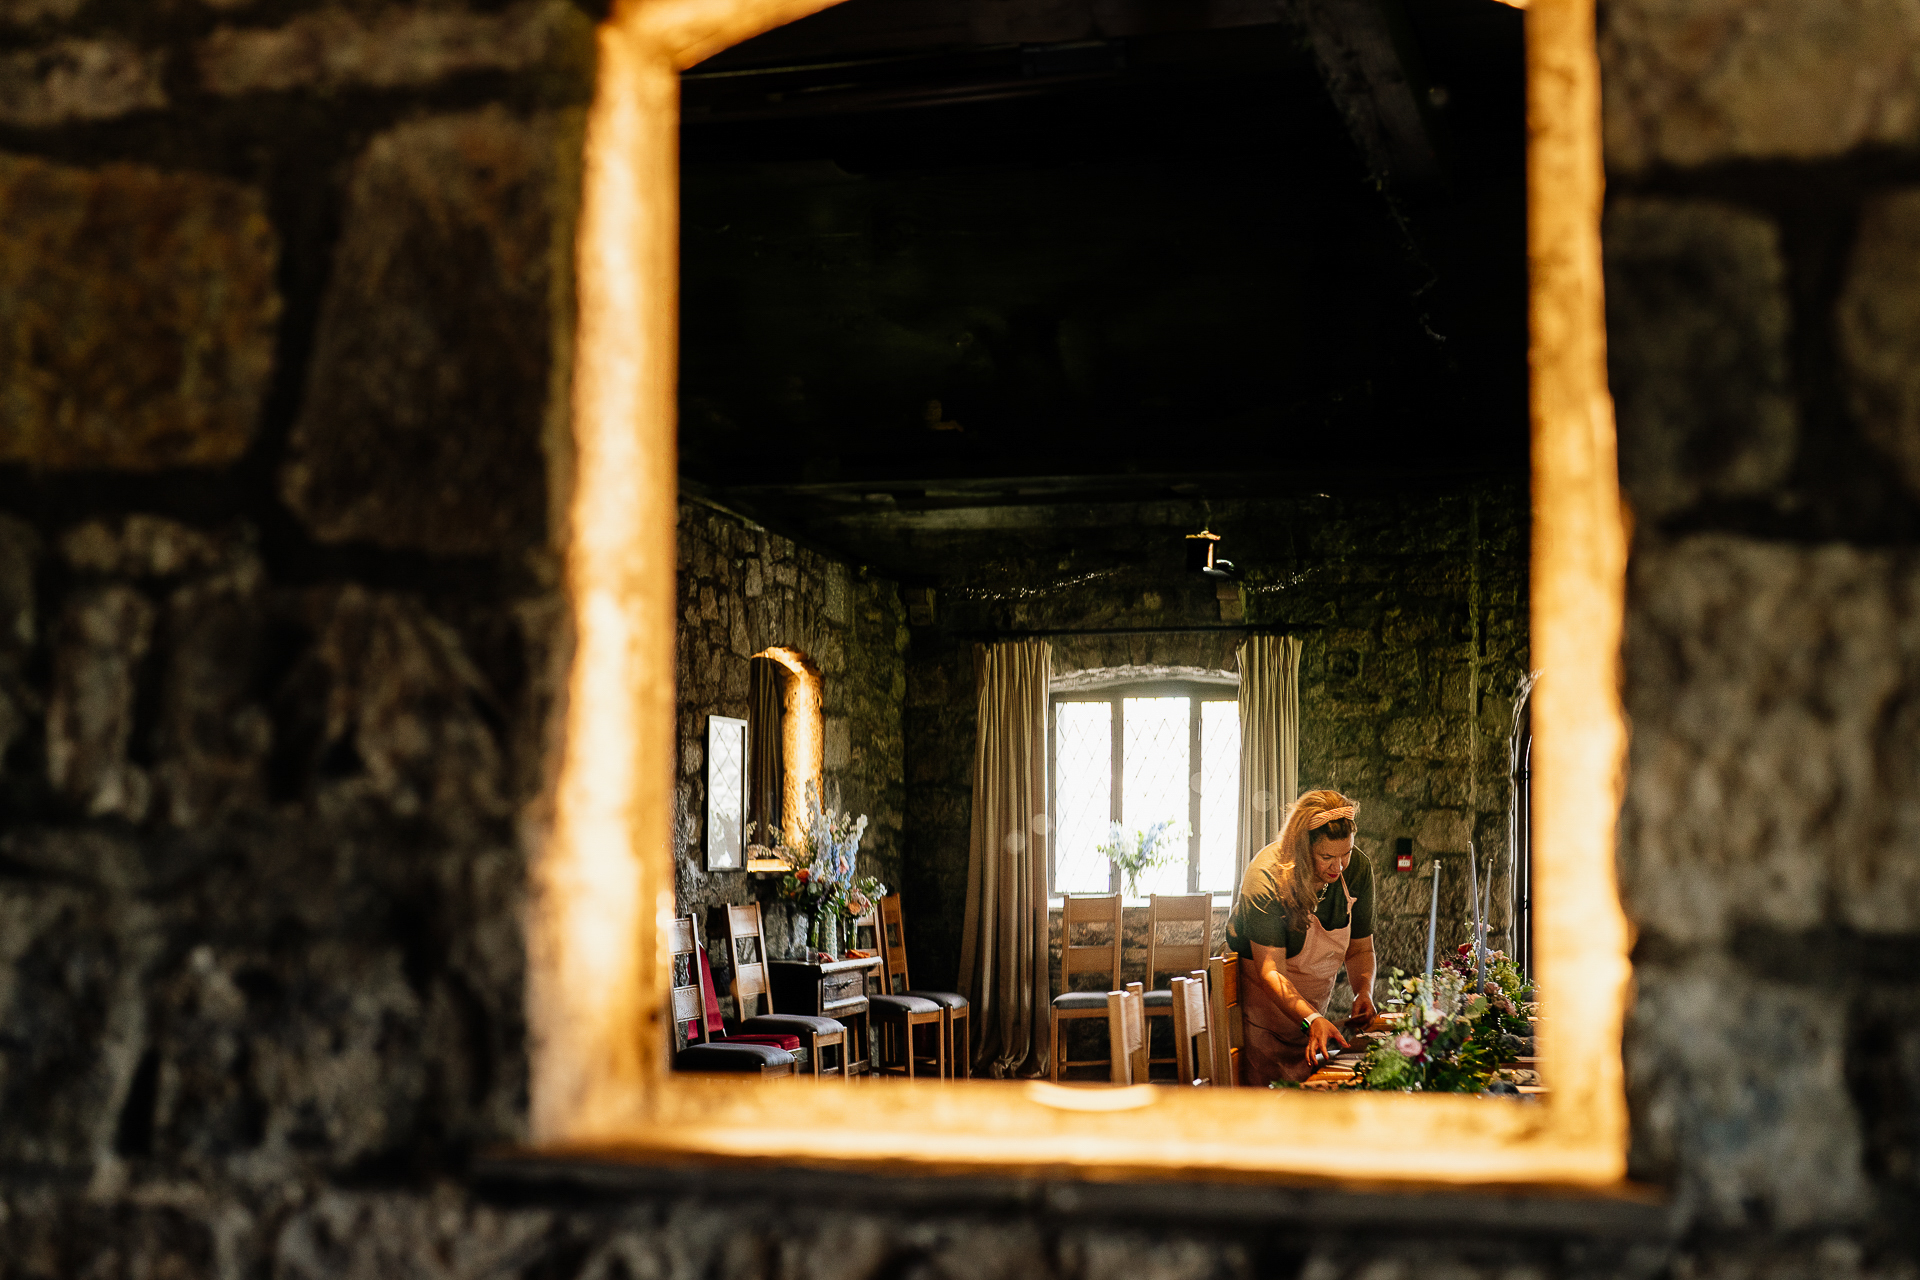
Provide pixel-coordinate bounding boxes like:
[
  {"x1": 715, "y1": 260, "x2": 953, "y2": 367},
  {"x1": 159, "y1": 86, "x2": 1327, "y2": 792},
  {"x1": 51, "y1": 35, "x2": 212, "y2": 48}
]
[
  {"x1": 280, "y1": 108, "x2": 563, "y2": 555},
  {"x1": 151, "y1": 572, "x2": 272, "y2": 827},
  {"x1": 1601, "y1": 0, "x2": 1920, "y2": 172},
  {"x1": 47, "y1": 584, "x2": 155, "y2": 820},
  {"x1": 0, "y1": 39, "x2": 165, "y2": 127},
  {"x1": 0, "y1": 881, "x2": 153, "y2": 1172},
  {"x1": 0, "y1": 153, "x2": 279, "y2": 469},
  {"x1": 1838, "y1": 188, "x2": 1920, "y2": 499},
  {"x1": 1623, "y1": 534, "x2": 1920, "y2": 941},
  {"x1": 1604, "y1": 198, "x2": 1796, "y2": 520},
  {"x1": 1381, "y1": 715, "x2": 1443, "y2": 758},
  {"x1": 151, "y1": 940, "x2": 425, "y2": 1171},
  {"x1": 0, "y1": 0, "x2": 86, "y2": 25},
  {"x1": 197, "y1": 1, "x2": 591, "y2": 96},
  {"x1": 1628, "y1": 959, "x2": 1868, "y2": 1227},
  {"x1": 283, "y1": 585, "x2": 509, "y2": 828},
  {"x1": 0, "y1": 513, "x2": 40, "y2": 767},
  {"x1": 61, "y1": 513, "x2": 241, "y2": 580},
  {"x1": 273, "y1": 1187, "x2": 554, "y2": 1280}
]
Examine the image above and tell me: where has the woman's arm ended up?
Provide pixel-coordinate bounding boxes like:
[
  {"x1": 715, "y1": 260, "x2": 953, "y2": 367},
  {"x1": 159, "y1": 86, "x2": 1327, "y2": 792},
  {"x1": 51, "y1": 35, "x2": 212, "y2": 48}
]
[
  {"x1": 1344, "y1": 935, "x2": 1377, "y2": 1019},
  {"x1": 1253, "y1": 941, "x2": 1349, "y2": 1060}
]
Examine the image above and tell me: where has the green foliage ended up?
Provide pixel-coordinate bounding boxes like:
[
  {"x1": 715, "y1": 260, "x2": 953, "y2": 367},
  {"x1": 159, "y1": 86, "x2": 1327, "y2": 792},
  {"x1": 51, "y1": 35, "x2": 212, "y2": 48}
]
[{"x1": 1095, "y1": 819, "x2": 1186, "y2": 896}]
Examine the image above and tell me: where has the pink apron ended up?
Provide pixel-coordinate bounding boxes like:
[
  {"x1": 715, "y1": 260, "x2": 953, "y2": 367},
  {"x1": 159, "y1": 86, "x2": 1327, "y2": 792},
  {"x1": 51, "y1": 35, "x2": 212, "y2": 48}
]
[{"x1": 1240, "y1": 876, "x2": 1354, "y2": 1085}]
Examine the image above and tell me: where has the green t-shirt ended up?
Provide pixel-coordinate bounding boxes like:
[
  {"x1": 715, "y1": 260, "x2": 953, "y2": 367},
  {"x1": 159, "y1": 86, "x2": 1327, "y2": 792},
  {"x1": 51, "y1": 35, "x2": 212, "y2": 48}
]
[{"x1": 1225, "y1": 845, "x2": 1375, "y2": 959}]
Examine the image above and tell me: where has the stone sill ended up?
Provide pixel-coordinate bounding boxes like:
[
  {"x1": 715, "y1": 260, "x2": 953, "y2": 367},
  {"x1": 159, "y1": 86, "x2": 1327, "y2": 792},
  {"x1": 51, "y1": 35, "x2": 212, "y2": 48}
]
[
  {"x1": 1047, "y1": 896, "x2": 1234, "y2": 909},
  {"x1": 474, "y1": 1146, "x2": 1671, "y2": 1236}
]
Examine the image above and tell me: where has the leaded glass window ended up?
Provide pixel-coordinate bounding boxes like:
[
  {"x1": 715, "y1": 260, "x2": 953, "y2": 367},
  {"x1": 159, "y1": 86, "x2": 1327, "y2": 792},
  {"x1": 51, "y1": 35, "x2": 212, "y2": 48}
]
[{"x1": 1049, "y1": 682, "x2": 1241, "y2": 896}]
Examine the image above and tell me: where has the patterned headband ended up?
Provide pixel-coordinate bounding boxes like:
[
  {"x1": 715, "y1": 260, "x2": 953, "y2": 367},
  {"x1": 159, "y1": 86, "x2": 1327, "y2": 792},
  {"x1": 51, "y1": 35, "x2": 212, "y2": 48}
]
[{"x1": 1305, "y1": 805, "x2": 1356, "y2": 830}]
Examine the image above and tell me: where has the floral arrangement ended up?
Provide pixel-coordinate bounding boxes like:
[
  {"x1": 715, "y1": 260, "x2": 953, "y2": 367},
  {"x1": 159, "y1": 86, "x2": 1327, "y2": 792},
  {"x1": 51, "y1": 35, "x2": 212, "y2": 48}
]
[
  {"x1": 747, "y1": 782, "x2": 884, "y2": 940},
  {"x1": 1095, "y1": 819, "x2": 1186, "y2": 897},
  {"x1": 1341, "y1": 940, "x2": 1536, "y2": 1094}
]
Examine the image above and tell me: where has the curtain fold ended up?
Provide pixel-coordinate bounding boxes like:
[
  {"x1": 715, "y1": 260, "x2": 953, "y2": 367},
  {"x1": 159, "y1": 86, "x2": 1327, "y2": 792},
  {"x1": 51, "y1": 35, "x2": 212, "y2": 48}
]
[
  {"x1": 1235, "y1": 634, "x2": 1303, "y2": 887},
  {"x1": 957, "y1": 639, "x2": 1052, "y2": 1078},
  {"x1": 747, "y1": 657, "x2": 784, "y2": 846}
]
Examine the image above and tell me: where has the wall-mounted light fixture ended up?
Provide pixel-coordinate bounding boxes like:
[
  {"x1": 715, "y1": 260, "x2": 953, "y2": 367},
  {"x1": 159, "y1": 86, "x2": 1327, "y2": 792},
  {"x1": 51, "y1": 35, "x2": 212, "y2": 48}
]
[{"x1": 1185, "y1": 528, "x2": 1236, "y2": 579}]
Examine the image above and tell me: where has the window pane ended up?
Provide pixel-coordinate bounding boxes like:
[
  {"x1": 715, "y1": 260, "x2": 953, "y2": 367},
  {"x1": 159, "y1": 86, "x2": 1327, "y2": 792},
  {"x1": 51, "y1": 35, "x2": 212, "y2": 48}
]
[
  {"x1": 1123, "y1": 696, "x2": 1191, "y2": 897},
  {"x1": 1054, "y1": 701, "x2": 1113, "y2": 894},
  {"x1": 1199, "y1": 700, "x2": 1241, "y2": 892}
]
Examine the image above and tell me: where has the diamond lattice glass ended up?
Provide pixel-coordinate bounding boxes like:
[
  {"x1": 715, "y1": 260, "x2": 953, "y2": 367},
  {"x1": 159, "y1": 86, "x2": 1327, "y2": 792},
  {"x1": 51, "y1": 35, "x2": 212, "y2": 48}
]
[
  {"x1": 1123, "y1": 697, "x2": 1191, "y2": 897},
  {"x1": 1053, "y1": 701, "x2": 1113, "y2": 894},
  {"x1": 1199, "y1": 700, "x2": 1241, "y2": 891}
]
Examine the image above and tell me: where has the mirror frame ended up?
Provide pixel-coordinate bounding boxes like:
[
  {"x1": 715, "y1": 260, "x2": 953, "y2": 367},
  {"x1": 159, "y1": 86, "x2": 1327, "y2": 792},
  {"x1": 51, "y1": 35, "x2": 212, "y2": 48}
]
[{"x1": 526, "y1": 0, "x2": 1632, "y2": 1189}]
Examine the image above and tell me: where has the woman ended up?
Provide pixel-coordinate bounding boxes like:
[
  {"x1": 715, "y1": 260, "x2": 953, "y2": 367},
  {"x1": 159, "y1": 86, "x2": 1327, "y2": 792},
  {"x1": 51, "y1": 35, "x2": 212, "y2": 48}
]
[{"x1": 1225, "y1": 788, "x2": 1376, "y2": 1085}]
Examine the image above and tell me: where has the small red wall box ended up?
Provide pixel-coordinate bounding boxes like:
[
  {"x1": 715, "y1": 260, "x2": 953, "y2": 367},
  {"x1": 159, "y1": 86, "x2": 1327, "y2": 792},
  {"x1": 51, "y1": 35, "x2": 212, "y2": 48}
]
[{"x1": 1394, "y1": 837, "x2": 1414, "y2": 873}]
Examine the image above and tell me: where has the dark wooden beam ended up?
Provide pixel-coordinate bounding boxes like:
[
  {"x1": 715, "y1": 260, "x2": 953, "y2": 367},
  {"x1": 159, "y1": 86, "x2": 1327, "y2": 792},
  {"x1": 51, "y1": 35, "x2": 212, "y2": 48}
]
[{"x1": 1280, "y1": 0, "x2": 1444, "y2": 196}]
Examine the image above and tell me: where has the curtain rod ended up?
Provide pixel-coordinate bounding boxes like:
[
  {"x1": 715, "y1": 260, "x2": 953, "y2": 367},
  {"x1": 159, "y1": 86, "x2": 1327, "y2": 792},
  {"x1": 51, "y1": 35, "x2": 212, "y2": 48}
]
[{"x1": 950, "y1": 624, "x2": 1319, "y2": 639}]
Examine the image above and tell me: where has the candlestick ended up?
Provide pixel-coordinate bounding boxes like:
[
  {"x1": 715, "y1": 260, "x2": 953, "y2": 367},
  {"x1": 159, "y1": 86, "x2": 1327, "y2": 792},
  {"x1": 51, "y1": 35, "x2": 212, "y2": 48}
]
[{"x1": 1423, "y1": 858, "x2": 1441, "y2": 1009}]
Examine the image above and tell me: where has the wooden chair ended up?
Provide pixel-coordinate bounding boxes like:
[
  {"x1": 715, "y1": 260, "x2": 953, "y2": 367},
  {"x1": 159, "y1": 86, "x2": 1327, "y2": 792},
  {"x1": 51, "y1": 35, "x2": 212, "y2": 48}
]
[
  {"x1": 1142, "y1": 893, "x2": 1213, "y2": 1069},
  {"x1": 725, "y1": 903, "x2": 850, "y2": 1078},
  {"x1": 669, "y1": 916, "x2": 795, "y2": 1077},
  {"x1": 1170, "y1": 969, "x2": 1213, "y2": 1086},
  {"x1": 1205, "y1": 953, "x2": 1243, "y2": 1088},
  {"x1": 1049, "y1": 892, "x2": 1122, "y2": 1082},
  {"x1": 874, "y1": 893, "x2": 970, "y2": 1079},
  {"x1": 1106, "y1": 982, "x2": 1148, "y2": 1085},
  {"x1": 857, "y1": 903, "x2": 944, "y2": 1078}
]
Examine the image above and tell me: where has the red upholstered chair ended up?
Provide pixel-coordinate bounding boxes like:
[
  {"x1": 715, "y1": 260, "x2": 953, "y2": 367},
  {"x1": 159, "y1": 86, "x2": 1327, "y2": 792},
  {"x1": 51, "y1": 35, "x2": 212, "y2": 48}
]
[{"x1": 670, "y1": 915, "x2": 796, "y2": 1077}]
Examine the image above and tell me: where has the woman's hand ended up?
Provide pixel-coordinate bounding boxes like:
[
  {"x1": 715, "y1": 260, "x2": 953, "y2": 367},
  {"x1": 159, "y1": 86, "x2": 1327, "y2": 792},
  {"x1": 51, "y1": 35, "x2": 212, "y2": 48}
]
[
  {"x1": 1349, "y1": 992, "x2": 1377, "y2": 1024},
  {"x1": 1305, "y1": 1015, "x2": 1349, "y2": 1069}
]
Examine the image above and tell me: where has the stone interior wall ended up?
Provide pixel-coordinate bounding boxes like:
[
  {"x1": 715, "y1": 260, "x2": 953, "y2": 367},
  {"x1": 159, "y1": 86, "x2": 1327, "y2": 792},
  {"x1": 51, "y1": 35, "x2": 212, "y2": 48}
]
[
  {"x1": 899, "y1": 481, "x2": 1529, "y2": 996},
  {"x1": 672, "y1": 499, "x2": 906, "y2": 990},
  {"x1": 1, "y1": 0, "x2": 1919, "y2": 1276}
]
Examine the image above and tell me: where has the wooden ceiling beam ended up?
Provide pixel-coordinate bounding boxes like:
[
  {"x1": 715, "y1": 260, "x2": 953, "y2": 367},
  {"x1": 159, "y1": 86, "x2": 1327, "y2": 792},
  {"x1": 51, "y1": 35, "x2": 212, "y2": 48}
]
[{"x1": 1280, "y1": 0, "x2": 1444, "y2": 197}]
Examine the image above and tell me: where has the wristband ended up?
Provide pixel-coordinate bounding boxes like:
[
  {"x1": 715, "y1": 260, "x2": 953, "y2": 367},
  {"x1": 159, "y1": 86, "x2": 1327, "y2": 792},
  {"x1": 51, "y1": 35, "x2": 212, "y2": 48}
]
[{"x1": 1301, "y1": 1012, "x2": 1322, "y2": 1034}]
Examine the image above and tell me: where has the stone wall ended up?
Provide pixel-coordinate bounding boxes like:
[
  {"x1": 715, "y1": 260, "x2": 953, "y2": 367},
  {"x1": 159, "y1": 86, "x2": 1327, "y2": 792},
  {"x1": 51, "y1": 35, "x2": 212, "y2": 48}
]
[
  {"x1": 672, "y1": 499, "x2": 906, "y2": 974},
  {"x1": 0, "y1": 0, "x2": 582, "y2": 1253},
  {"x1": 898, "y1": 481, "x2": 1529, "y2": 995},
  {"x1": 3, "y1": 0, "x2": 1920, "y2": 1276}
]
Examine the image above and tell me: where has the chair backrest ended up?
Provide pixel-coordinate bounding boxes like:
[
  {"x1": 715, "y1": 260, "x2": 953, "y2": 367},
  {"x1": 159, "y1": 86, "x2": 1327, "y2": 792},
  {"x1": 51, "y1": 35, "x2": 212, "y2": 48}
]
[
  {"x1": 878, "y1": 893, "x2": 911, "y2": 994},
  {"x1": 725, "y1": 902, "x2": 775, "y2": 1019},
  {"x1": 1146, "y1": 893, "x2": 1213, "y2": 990},
  {"x1": 1206, "y1": 953, "x2": 1242, "y2": 1087},
  {"x1": 1060, "y1": 893, "x2": 1123, "y2": 993},
  {"x1": 849, "y1": 907, "x2": 882, "y2": 956},
  {"x1": 1106, "y1": 981, "x2": 1148, "y2": 1085},
  {"x1": 1170, "y1": 970, "x2": 1213, "y2": 1085},
  {"x1": 669, "y1": 915, "x2": 711, "y2": 1050}
]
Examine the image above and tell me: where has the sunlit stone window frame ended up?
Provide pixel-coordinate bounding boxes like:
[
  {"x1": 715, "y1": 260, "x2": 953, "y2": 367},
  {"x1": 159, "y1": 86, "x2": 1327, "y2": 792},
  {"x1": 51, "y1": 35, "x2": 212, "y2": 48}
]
[{"x1": 527, "y1": 0, "x2": 1632, "y2": 1188}]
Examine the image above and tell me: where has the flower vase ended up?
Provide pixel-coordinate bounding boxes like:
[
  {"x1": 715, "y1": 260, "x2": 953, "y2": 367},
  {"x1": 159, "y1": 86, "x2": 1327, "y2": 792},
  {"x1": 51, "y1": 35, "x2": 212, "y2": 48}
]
[{"x1": 819, "y1": 913, "x2": 839, "y2": 959}]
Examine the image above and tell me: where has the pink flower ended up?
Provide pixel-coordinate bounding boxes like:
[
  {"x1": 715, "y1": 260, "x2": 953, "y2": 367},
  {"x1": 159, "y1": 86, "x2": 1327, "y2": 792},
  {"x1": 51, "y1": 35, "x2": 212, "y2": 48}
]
[{"x1": 1394, "y1": 1033, "x2": 1422, "y2": 1058}]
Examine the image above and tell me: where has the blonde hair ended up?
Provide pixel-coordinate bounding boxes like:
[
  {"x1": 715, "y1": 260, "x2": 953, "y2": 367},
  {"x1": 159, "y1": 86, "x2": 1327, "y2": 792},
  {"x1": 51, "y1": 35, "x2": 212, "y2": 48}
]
[{"x1": 1275, "y1": 788, "x2": 1358, "y2": 927}]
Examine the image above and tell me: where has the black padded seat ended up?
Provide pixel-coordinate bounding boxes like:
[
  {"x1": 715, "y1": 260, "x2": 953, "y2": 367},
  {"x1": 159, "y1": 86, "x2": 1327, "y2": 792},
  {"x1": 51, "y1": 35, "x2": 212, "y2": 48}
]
[
  {"x1": 1143, "y1": 989, "x2": 1172, "y2": 1007},
  {"x1": 1051, "y1": 991, "x2": 1110, "y2": 1011},
  {"x1": 869, "y1": 992, "x2": 941, "y2": 1015},
  {"x1": 908, "y1": 990, "x2": 968, "y2": 1011},
  {"x1": 674, "y1": 1041, "x2": 795, "y2": 1073},
  {"x1": 739, "y1": 1012, "x2": 845, "y2": 1039}
]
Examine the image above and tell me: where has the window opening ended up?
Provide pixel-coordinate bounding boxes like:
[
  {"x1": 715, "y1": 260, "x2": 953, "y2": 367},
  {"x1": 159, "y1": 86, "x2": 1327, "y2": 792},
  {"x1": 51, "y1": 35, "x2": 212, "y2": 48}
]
[{"x1": 1050, "y1": 681, "x2": 1239, "y2": 896}]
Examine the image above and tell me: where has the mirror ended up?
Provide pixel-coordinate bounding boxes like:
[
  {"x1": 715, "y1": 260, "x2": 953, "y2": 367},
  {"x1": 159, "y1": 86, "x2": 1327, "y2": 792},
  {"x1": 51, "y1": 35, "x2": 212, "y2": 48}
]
[{"x1": 669, "y1": 0, "x2": 1534, "y2": 1094}]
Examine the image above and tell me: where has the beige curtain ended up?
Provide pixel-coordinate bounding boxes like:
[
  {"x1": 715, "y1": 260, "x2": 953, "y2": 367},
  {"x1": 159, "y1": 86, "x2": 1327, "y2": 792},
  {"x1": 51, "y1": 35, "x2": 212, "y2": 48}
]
[
  {"x1": 958, "y1": 639, "x2": 1052, "y2": 1078},
  {"x1": 1236, "y1": 634, "x2": 1303, "y2": 886}
]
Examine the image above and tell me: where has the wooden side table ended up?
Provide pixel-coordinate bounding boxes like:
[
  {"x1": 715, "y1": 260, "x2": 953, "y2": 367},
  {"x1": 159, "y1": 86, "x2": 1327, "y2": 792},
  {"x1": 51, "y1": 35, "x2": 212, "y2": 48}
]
[{"x1": 770, "y1": 956, "x2": 884, "y2": 1075}]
